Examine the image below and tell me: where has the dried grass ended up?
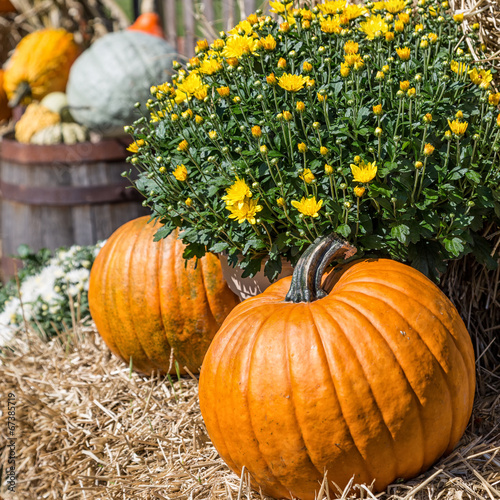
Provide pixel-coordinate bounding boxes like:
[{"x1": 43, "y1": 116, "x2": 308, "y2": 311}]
[{"x1": 0, "y1": 302, "x2": 498, "y2": 500}]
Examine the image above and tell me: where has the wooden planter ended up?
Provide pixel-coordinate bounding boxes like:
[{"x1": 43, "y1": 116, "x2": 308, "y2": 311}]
[{"x1": 0, "y1": 135, "x2": 148, "y2": 279}]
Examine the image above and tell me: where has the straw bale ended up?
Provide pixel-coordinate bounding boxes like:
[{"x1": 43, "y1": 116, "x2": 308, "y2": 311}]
[{"x1": 0, "y1": 318, "x2": 498, "y2": 500}]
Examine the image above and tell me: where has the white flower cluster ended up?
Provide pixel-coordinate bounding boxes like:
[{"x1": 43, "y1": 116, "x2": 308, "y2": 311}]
[{"x1": 0, "y1": 241, "x2": 105, "y2": 347}]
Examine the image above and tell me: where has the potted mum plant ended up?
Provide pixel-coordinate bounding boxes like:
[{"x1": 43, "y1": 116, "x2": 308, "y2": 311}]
[{"x1": 126, "y1": 0, "x2": 500, "y2": 288}]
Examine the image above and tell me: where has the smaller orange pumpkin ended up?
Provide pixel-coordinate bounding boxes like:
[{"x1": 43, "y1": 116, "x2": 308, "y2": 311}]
[
  {"x1": 128, "y1": 12, "x2": 165, "y2": 38},
  {"x1": 88, "y1": 216, "x2": 240, "y2": 376}
]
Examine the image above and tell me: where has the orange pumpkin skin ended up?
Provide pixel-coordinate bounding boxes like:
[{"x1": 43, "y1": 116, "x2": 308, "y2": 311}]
[
  {"x1": 0, "y1": 70, "x2": 11, "y2": 122},
  {"x1": 199, "y1": 256, "x2": 475, "y2": 499},
  {"x1": 88, "y1": 216, "x2": 239, "y2": 376}
]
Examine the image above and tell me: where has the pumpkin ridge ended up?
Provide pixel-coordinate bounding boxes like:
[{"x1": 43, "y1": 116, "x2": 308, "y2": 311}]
[
  {"x1": 156, "y1": 229, "x2": 174, "y2": 367},
  {"x1": 271, "y1": 305, "x2": 324, "y2": 495},
  {"x1": 332, "y1": 286, "x2": 468, "y2": 464},
  {"x1": 334, "y1": 278, "x2": 471, "y2": 391},
  {"x1": 313, "y1": 301, "x2": 393, "y2": 484},
  {"x1": 95, "y1": 227, "x2": 131, "y2": 363},
  {"x1": 245, "y1": 306, "x2": 302, "y2": 496},
  {"x1": 131, "y1": 221, "x2": 170, "y2": 372},
  {"x1": 324, "y1": 294, "x2": 430, "y2": 473},
  {"x1": 308, "y1": 304, "x2": 376, "y2": 478},
  {"x1": 219, "y1": 308, "x2": 286, "y2": 492},
  {"x1": 122, "y1": 223, "x2": 160, "y2": 373},
  {"x1": 196, "y1": 258, "x2": 219, "y2": 336}
]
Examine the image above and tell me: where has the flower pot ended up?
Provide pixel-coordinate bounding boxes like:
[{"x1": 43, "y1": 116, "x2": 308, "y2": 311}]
[{"x1": 218, "y1": 253, "x2": 293, "y2": 301}]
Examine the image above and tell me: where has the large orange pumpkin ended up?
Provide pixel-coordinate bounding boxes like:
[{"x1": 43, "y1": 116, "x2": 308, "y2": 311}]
[
  {"x1": 199, "y1": 235, "x2": 475, "y2": 499},
  {"x1": 3, "y1": 28, "x2": 80, "y2": 106},
  {"x1": 88, "y1": 216, "x2": 239, "y2": 376}
]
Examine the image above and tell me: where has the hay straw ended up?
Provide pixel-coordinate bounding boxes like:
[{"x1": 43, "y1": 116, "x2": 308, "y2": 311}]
[{"x1": 0, "y1": 319, "x2": 498, "y2": 500}]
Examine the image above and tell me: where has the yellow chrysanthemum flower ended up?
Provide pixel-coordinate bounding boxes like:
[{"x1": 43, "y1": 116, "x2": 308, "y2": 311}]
[
  {"x1": 127, "y1": 139, "x2": 144, "y2": 153},
  {"x1": 198, "y1": 57, "x2": 223, "y2": 75},
  {"x1": 450, "y1": 60, "x2": 469, "y2": 76},
  {"x1": 344, "y1": 53, "x2": 365, "y2": 70},
  {"x1": 317, "y1": 0, "x2": 346, "y2": 15},
  {"x1": 359, "y1": 15, "x2": 389, "y2": 40},
  {"x1": 259, "y1": 34, "x2": 277, "y2": 51},
  {"x1": 373, "y1": 0, "x2": 406, "y2": 13},
  {"x1": 173, "y1": 164, "x2": 188, "y2": 181},
  {"x1": 350, "y1": 160, "x2": 378, "y2": 183},
  {"x1": 217, "y1": 86, "x2": 230, "y2": 97},
  {"x1": 269, "y1": 0, "x2": 293, "y2": 14},
  {"x1": 226, "y1": 198, "x2": 263, "y2": 225},
  {"x1": 228, "y1": 20, "x2": 254, "y2": 36},
  {"x1": 299, "y1": 168, "x2": 315, "y2": 184},
  {"x1": 222, "y1": 177, "x2": 252, "y2": 206},
  {"x1": 222, "y1": 35, "x2": 258, "y2": 59},
  {"x1": 340, "y1": 62, "x2": 350, "y2": 77},
  {"x1": 468, "y1": 68, "x2": 493, "y2": 89},
  {"x1": 489, "y1": 93, "x2": 500, "y2": 106},
  {"x1": 344, "y1": 40, "x2": 359, "y2": 54},
  {"x1": 176, "y1": 72, "x2": 209, "y2": 100},
  {"x1": 177, "y1": 139, "x2": 189, "y2": 152},
  {"x1": 277, "y1": 73, "x2": 310, "y2": 92},
  {"x1": 448, "y1": 119, "x2": 468, "y2": 136},
  {"x1": 321, "y1": 16, "x2": 343, "y2": 34},
  {"x1": 343, "y1": 4, "x2": 367, "y2": 20},
  {"x1": 396, "y1": 47, "x2": 411, "y2": 60},
  {"x1": 291, "y1": 196, "x2": 323, "y2": 217}
]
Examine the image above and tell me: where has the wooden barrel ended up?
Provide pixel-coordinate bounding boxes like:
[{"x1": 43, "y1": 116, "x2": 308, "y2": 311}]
[{"x1": 0, "y1": 134, "x2": 148, "y2": 279}]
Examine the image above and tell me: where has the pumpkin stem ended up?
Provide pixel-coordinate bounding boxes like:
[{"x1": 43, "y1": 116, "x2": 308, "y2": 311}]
[
  {"x1": 285, "y1": 235, "x2": 356, "y2": 303},
  {"x1": 9, "y1": 80, "x2": 31, "y2": 108}
]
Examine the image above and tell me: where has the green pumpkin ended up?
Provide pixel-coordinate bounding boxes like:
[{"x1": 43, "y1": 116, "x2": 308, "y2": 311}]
[{"x1": 66, "y1": 31, "x2": 176, "y2": 136}]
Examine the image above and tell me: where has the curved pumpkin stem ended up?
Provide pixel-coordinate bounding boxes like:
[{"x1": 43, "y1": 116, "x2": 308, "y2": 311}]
[{"x1": 285, "y1": 235, "x2": 357, "y2": 303}]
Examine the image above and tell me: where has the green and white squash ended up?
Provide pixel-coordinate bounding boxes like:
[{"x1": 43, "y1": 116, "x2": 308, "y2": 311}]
[
  {"x1": 30, "y1": 122, "x2": 89, "y2": 145},
  {"x1": 40, "y1": 91, "x2": 74, "y2": 122},
  {"x1": 66, "y1": 31, "x2": 177, "y2": 136}
]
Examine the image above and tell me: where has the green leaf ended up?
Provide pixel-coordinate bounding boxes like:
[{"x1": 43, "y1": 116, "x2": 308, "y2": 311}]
[
  {"x1": 465, "y1": 170, "x2": 481, "y2": 184},
  {"x1": 210, "y1": 242, "x2": 229, "y2": 253},
  {"x1": 443, "y1": 237, "x2": 465, "y2": 257},
  {"x1": 336, "y1": 224, "x2": 351, "y2": 237},
  {"x1": 390, "y1": 224, "x2": 410, "y2": 244}
]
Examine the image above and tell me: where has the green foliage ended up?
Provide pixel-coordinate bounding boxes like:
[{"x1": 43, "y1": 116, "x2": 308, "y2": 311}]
[{"x1": 127, "y1": 0, "x2": 500, "y2": 281}]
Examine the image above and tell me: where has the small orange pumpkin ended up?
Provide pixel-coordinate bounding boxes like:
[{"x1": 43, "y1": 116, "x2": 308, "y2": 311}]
[
  {"x1": 88, "y1": 216, "x2": 240, "y2": 375},
  {"x1": 128, "y1": 12, "x2": 165, "y2": 38},
  {"x1": 199, "y1": 235, "x2": 475, "y2": 499}
]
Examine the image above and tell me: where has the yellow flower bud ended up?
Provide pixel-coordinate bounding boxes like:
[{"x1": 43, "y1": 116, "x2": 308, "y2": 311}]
[
  {"x1": 209, "y1": 130, "x2": 218, "y2": 140},
  {"x1": 252, "y1": 125, "x2": 262, "y2": 137},
  {"x1": 320, "y1": 146, "x2": 328, "y2": 156},
  {"x1": 185, "y1": 198, "x2": 193, "y2": 206},
  {"x1": 414, "y1": 161, "x2": 423, "y2": 169},
  {"x1": 325, "y1": 164, "x2": 333, "y2": 175},
  {"x1": 353, "y1": 186, "x2": 365, "y2": 197},
  {"x1": 296, "y1": 101, "x2": 305, "y2": 112},
  {"x1": 298, "y1": 142, "x2": 308, "y2": 153},
  {"x1": 260, "y1": 144, "x2": 268, "y2": 154},
  {"x1": 373, "y1": 104, "x2": 383, "y2": 115},
  {"x1": 423, "y1": 143, "x2": 435, "y2": 156}
]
